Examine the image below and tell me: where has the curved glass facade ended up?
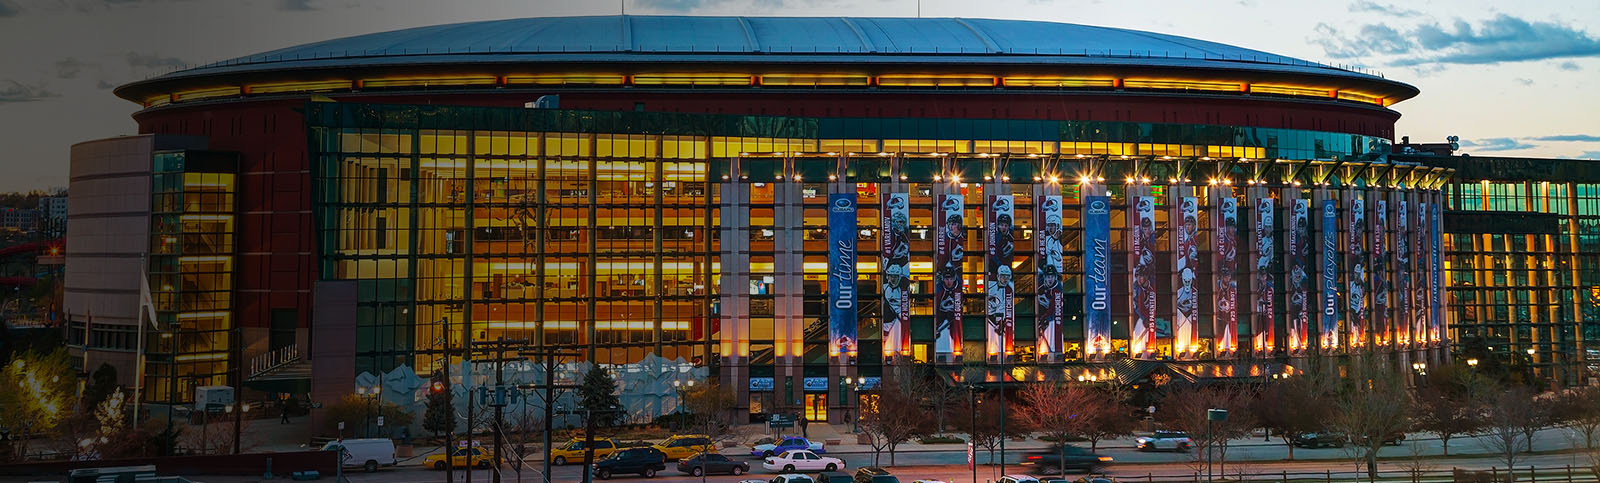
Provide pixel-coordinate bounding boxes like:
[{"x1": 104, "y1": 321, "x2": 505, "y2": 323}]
[{"x1": 310, "y1": 102, "x2": 1451, "y2": 421}]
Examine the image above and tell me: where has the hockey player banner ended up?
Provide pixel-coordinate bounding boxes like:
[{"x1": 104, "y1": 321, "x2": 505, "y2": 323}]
[
  {"x1": 1254, "y1": 196, "x2": 1275, "y2": 355},
  {"x1": 1321, "y1": 199, "x2": 1339, "y2": 349},
  {"x1": 1035, "y1": 195, "x2": 1065, "y2": 359},
  {"x1": 1396, "y1": 199, "x2": 1412, "y2": 346},
  {"x1": 1373, "y1": 199, "x2": 1390, "y2": 346},
  {"x1": 1431, "y1": 202, "x2": 1443, "y2": 345},
  {"x1": 881, "y1": 193, "x2": 911, "y2": 358},
  {"x1": 1414, "y1": 202, "x2": 1429, "y2": 346},
  {"x1": 1215, "y1": 197, "x2": 1239, "y2": 355},
  {"x1": 1347, "y1": 196, "x2": 1367, "y2": 348},
  {"x1": 935, "y1": 194, "x2": 966, "y2": 358},
  {"x1": 986, "y1": 195, "x2": 1016, "y2": 360},
  {"x1": 828, "y1": 193, "x2": 859, "y2": 358},
  {"x1": 1131, "y1": 196, "x2": 1157, "y2": 358},
  {"x1": 1175, "y1": 197, "x2": 1200, "y2": 356},
  {"x1": 1084, "y1": 196, "x2": 1112, "y2": 357},
  {"x1": 1287, "y1": 199, "x2": 1310, "y2": 353}
]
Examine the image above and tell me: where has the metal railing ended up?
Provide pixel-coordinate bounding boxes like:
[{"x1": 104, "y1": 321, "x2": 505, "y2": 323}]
[
  {"x1": 248, "y1": 344, "x2": 300, "y2": 379},
  {"x1": 1106, "y1": 465, "x2": 1600, "y2": 483}
]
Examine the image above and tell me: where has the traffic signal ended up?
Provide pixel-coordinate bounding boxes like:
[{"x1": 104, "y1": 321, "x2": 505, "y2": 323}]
[{"x1": 431, "y1": 380, "x2": 445, "y2": 394}]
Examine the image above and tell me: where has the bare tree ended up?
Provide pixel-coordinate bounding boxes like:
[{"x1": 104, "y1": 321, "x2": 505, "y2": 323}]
[
  {"x1": 1014, "y1": 382, "x2": 1105, "y2": 480},
  {"x1": 1329, "y1": 357, "x2": 1412, "y2": 479},
  {"x1": 858, "y1": 379, "x2": 928, "y2": 467},
  {"x1": 1081, "y1": 392, "x2": 1137, "y2": 453},
  {"x1": 1479, "y1": 385, "x2": 1531, "y2": 470},
  {"x1": 1411, "y1": 386, "x2": 1483, "y2": 456},
  {"x1": 953, "y1": 389, "x2": 1005, "y2": 464},
  {"x1": 1156, "y1": 384, "x2": 1257, "y2": 479},
  {"x1": 1397, "y1": 441, "x2": 1438, "y2": 483},
  {"x1": 682, "y1": 382, "x2": 739, "y2": 447},
  {"x1": 1253, "y1": 372, "x2": 1334, "y2": 460},
  {"x1": 1520, "y1": 392, "x2": 1557, "y2": 453},
  {"x1": 904, "y1": 362, "x2": 961, "y2": 435},
  {"x1": 1555, "y1": 386, "x2": 1600, "y2": 449}
]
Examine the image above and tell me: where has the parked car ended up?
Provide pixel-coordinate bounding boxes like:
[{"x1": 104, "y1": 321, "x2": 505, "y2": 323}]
[
  {"x1": 1021, "y1": 446, "x2": 1113, "y2": 474},
  {"x1": 740, "y1": 475, "x2": 815, "y2": 483},
  {"x1": 591, "y1": 447, "x2": 667, "y2": 480},
  {"x1": 762, "y1": 450, "x2": 846, "y2": 472},
  {"x1": 1355, "y1": 431, "x2": 1407, "y2": 446},
  {"x1": 1000, "y1": 476, "x2": 1042, "y2": 483},
  {"x1": 1134, "y1": 431, "x2": 1192, "y2": 452},
  {"x1": 655, "y1": 434, "x2": 716, "y2": 460},
  {"x1": 323, "y1": 438, "x2": 397, "y2": 472},
  {"x1": 422, "y1": 446, "x2": 494, "y2": 470},
  {"x1": 1074, "y1": 477, "x2": 1119, "y2": 483},
  {"x1": 1291, "y1": 432, "x2": 1347, "y2": 449},
  {"x1": 854, "y1": 466, "x2": 900, "y2": 483},
  {"x1": 813, "y1": 471, "x2": 854, "y2": 483},
  {"x1": 552, "y1": 438, "x2": 617, "y2": 465},
  {"x1": 753, "y1": 437, "x2": 826, "y2": 457},
  {"x1": 677, "y1": 452, "x2": 750, "y2": 476}
]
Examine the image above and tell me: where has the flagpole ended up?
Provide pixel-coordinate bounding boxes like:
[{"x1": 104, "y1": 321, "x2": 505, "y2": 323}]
[{"x1": 132, "y1": 254, "x2": 159, "y2": 429}]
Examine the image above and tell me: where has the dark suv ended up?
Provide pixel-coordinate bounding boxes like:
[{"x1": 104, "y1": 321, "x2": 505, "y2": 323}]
[
  {"x1": 854, "y1": 467, "x2": 900, "y2": 483},
  {"x1": 1023, "y1": 445, "x2": 1113, "y2": 474},
  {"x1": 592, "y1": 447, "x2": 667, "y2": 479}
]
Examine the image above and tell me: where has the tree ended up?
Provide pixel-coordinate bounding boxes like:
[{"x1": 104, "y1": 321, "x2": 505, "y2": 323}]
[
  {"x1": 1479, "y1": 384, "x2": 1532, "y2": 470},
  {"x1": 323, "y1": 394, "x2": 415, "y2": 438},
  {"x1": 1157, "y1": 384, "x2": 1257, "y2": 478},
  {"x1": 682, "y1": 382, "x2": 739, "y2": 447},
  {"x1": 857, "y1": 379, "x2": 928, "y2": 466},
  {"x1": 904, "y1": 362, "x2": 962, "y2": 435},
  {"x1": 423, "y1": 389, "x2": 455, "y2": 440},
  {"x1": 1253, "y1": 372, "x2": 1333, "y2": 460},
  {"x1": 1081, "y1": 391, "x2": 1138, "y2": 453},
  {"x1": 1554, "y1": 386, "x2": 1600, "y2": 449},
  {"x1": 1411, "y1": 386, "x2": 1483, "y2": 456},
  {"x1": 82, "y1": 363, "x2": 119, "y2": 411},
  {"x1": 1014, "y1": 383, "x2": 1102, "y2": 480},
  {"x1": 953, "y1": 390, "x2": 1005, "y2": 464},
  {"x1": 1520, "y1": 392, "x2": 1557, "y2": 453},
  {"x1": 578, "y1": 365, "x2": 622, "y2": 467},
  {"x1": 0, "y1": 349, "x2": 74, "y2": 461},
  {"x1": 1329, "y1": 358, "x2": 1413, "y2": 479}
]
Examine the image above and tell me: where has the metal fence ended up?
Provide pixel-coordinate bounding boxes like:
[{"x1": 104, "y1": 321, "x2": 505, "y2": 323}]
[{"x1": 1106, "y1": 465, "x2": 1600, "y2": 483}]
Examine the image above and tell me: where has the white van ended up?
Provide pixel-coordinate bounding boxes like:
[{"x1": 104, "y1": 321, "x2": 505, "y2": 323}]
[{"x1": 322, "y1": 438, "x2": 397, "y2": 472}]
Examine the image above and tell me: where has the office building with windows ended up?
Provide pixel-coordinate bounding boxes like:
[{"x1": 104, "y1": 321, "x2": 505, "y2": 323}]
[{"x1": 65, "y1": 15, "x2": 1553, "y2": 424}]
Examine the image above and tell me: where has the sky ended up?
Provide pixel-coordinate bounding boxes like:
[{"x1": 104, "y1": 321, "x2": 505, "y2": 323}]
[{"x1": 0, "y1": 0, "x2": 1597, "y2": 193}]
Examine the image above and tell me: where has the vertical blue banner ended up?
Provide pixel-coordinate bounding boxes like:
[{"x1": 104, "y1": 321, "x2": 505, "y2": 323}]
[
  {"x1": 828, "y1": 192, "x2": 858, "y2": 358},
  {"x1": 1320, "y1": 199, "x2": 1340, "y2": 350},
  {"x1": 1084, "y1": 196, "x2": 1112, "y2": 357},
  {"x1": 1430, "y1": 201, "x2": 1443, "y2": 345}
]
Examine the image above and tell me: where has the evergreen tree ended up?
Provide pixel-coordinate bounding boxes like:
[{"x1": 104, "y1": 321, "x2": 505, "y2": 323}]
[
  {"x1": 82, "y1": 363, "x2": 119, "y2": 410},
  {"x1": 579, "y1": 366, "x2": 622, "y2": 427},
  {"x1": 422, "y1": 390, "x2": 454, "y2": 439}
]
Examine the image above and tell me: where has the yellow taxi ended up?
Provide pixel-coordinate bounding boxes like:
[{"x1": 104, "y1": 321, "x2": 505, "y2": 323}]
[
  {"x1": 423, "y1": 445, "x2": 494, "y2": 470},
  {"x1": 652, "y1": 434, "x2": 716, "y2": 461},
  {"x1": 549, "y1": 438, "x2": 616, "y2": 465}
]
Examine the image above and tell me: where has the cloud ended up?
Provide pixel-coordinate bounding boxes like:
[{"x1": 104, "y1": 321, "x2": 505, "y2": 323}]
[
  {"x1": 1314, "y1": 14, "x2": 1600, "y2": 67},
  {"x1": 278, "y1": 0, "x2": 315, "y2": 11},
  {"x1": 96, "y1": 80, "x2": 116, "y2": 90},
  {"x1": 1580, "y1": 151, "x2": 1600, "y2": 160},
  {"x1": 54, "y1": 58, "x2": 87, "y2": 79},
  {"x1": 0, "y1": 0, "x2": 18, "y2": 16},
  {"x1": 1532, "y1": 134, "x2": 1600, "y2": 142},
  {"x1": 1559, "y1": 61, "x2": 1581, "y2": 71},
  {"x1": 1347, "y1": 0, "x2": 1421, "y2": 17},
  {"x1": 1458, "y1": 137, "x2": 1536, "y2": 151},
  {"x1": 126, "y1": 52, "x2": 188, "y2": 70},
  {"x1": 1515, "y1": 78, "x2": 1534, "y2": 86},
  {"x1": 0, "y1": 80, "x2": 57, "y2": 103}
]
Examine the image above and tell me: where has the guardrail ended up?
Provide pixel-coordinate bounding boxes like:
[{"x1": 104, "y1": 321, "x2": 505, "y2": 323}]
[{"x1": 248, "y1": 344, "x2": 300, "y2": 379}]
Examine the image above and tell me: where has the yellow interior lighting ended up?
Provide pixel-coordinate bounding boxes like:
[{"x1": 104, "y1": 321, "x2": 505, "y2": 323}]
[
  {"x1": 758, "y1": 74, "x2": 871, "y2": 86},
  {"x1": 174, "y1": 86, "x2": 242, "y2": 102},
  {"x1": 631, "y1": 73, "x2": 754, "y2": 86},
  {"x1": 876, "y1": 74, "x2": 997, "y2": 87},
  {"x1": 175, "y1": 352, "x2": 229, "y2": 362},
  {"x1": 1000, "y1": 76, "x2": 1116, "y2": 88},
  {"x1": 247, "y1": 80, "x2": 354, "y2": 94},
  {"x1": 505, "y1": 74, "x2": 626, "y2": 85},
  {"x1": 1250, "y1": 84, "x2": 1334, "y2": 97},
  {"x1": 145, "y1": 95, "x2": 172, "y2": 108},
  {"x1": 361, "y1": 76, "x2": 498, "y2": 88},
  {"x1": 1123, "y1": 79, "x2": 1243, "y2": 92},
  {"x1": 178, "y1": 255, "x2": 231, "y2": 263},
  {"x1": 1336, "y1": 90, "x2": 1384, "y2": 105}
]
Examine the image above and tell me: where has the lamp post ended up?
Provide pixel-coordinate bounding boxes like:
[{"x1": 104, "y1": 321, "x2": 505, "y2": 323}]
[
  {"x1": 841, "y1": 377, "x2": 863, "y2": 433},
  {"x1": 672, "y1": 379, "x2": 695, "y2": 433},
  {"x1": 356, "y1": 384, "x2": 380, "y2": 438}
]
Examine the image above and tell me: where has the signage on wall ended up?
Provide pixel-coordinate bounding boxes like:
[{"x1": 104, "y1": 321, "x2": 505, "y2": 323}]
[
  {"x1": 748, "y1": 377, "x2": 774, "y2": 392},
  {"x1": 803, "y1": 377, "x2": 829, "y2": 392}
]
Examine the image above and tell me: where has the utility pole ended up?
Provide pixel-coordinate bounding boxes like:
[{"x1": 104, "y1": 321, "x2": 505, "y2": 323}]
[{"x1": 440, "y1": 317, "x2": 453, "y2": 483}]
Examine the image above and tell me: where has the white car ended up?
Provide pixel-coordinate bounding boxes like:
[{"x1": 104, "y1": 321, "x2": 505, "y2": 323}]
[
  {"x1": 1135, "y1": 430, "x2": 1193, "y2": 451},
  {"x1": 741, "y1": 475, "x2": 816, "y2": 483},
  {"x1": 761, "y1": 450, "x2": 845, "y2": 472},
  {"x1": 912, "y1": 481, "x2": 951, "y2": 483},
  {"x1": 999, "y1": 476, "x2": 1041, "y2": 483}
]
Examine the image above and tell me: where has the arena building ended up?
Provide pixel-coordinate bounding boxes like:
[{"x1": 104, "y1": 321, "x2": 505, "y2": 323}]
[{"x1": 65, "y1": 14, "x2": 1546, "y2": 424}]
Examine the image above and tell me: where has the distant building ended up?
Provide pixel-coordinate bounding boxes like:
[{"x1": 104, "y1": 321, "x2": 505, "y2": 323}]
[
  {"x1": 37, "y1": 196, "x2": 66, "y2": 236},
  {"x1": 0, "y1": 207, "x2": 39, "y2": 231}
]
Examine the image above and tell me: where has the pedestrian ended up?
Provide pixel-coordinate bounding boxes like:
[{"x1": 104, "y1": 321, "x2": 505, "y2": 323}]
[
  {"x1": 280, "y1": 400, "x2": 292, "y2": 424},
  {"x1": 798, "y1": 413, "x2": 809, "y2": 439}
]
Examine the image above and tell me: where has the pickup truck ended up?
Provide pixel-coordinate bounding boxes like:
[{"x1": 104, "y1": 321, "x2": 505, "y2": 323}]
[{"x1": 752, "y1": 437, "x2": 826, "y2": 457}]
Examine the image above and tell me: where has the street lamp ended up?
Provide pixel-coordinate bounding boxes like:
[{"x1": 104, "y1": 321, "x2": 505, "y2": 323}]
[
  {"x1": 356, "y1": 385, "x2": 381, "y2": 437},
  {"x1": 841, "y1": 377, "x2": 863, "y2": 433},
  {"x1": 1467, "y1": 358, "x2": 1479, "y2": 368},
  {"x1": 672, "y1": 379, "x2": 695, "y2": 433}
]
